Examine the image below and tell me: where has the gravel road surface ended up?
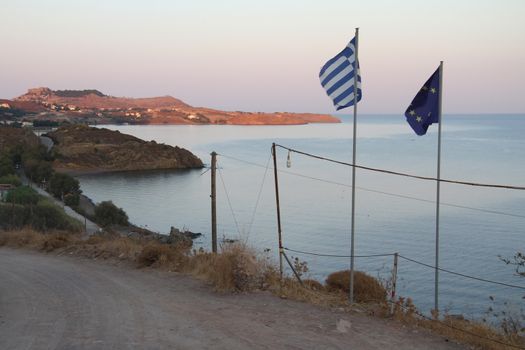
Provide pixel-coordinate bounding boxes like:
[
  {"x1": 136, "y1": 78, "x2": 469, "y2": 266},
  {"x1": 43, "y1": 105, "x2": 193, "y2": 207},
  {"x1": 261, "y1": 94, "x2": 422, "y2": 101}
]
[{"x1": 0, "y1": 248, "x2": 464, "y2": 350}]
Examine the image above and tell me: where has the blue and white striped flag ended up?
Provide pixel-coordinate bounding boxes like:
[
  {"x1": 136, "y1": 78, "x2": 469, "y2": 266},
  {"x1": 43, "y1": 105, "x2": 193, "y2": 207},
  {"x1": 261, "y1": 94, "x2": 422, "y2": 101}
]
[{"x1": 319, "y1": 37, "x2": 362, "y2": 110}]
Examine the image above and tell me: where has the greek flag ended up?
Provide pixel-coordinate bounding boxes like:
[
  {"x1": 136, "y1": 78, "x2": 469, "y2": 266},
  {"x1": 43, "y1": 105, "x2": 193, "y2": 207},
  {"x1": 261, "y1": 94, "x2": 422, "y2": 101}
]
[{"x1": 319, "y1": 37, "x2": 362, "y2": 110}]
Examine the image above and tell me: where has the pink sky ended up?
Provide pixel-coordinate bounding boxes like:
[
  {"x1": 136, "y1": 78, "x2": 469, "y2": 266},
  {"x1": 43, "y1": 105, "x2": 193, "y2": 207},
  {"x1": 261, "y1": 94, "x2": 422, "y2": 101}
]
[{"x1": 1, "y1": 0, "x2": 524, "y2": 114}]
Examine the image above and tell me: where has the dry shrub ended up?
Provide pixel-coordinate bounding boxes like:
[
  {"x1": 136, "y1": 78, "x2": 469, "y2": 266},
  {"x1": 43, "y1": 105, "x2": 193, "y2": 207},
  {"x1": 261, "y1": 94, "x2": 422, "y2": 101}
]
[
  {"x1": 436, "y1": 316, "x2": 514, "y2": 350},
  {"x1": 0, "y1": 229, "x2": 80, "y2": 252},
  {"x1": 188, "y1": 243, "x2": 266, "y2": 292},
  {"x1": 137, "y1": 243, "x2": 188, "y2": 269},
  {"x1": 0, "y1": 229, "x2": 43, "y2": 248},
  {"x1": 40, "y1": 232, "x2": 76, "y2": 252},
  {"x1": 93, "y1": 236, "x2": 143, "y2": 260},
  {"x1": 326, "y1": 270, "x2": 386, "y2": 303},
  {"x1": 389, "y1": 297, "x2": 525, "y2": 350},
  {"x1": 84, "y1": 235, "x2": 105, "y2": 245},
  {"x1": 69, "y1": 232, "x2": 151, "y2": 261},
  {"x1": 272, "y1": 277, "x2": 348, "y2": 308},
  {"x1": 303, "y1": 279, "x2": 325, "y2": 292}
]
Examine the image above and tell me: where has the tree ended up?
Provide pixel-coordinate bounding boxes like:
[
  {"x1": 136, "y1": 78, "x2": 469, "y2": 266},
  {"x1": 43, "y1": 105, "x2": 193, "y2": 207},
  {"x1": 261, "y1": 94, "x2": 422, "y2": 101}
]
[
  {"x1": 63, "y1": 192, "x2": 80, "y2": 207},
  {"x1": 0, "y1": 155, "x2": 14, "y2": 177},
  {"x1": 49, "y1": 172, "x2": 81, "y2": 206},
  {"x1": 24, "y1": 159, "x2": 53, "y2": 184},
  {"x1": 94, "y1": 201, "x2": 129, "y2": 227}
]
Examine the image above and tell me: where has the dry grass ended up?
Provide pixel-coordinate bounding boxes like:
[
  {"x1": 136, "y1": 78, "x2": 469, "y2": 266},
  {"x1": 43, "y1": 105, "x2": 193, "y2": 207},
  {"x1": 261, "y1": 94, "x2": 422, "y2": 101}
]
[
  {"x1": 137, "y1": 243, "x2": 189, "y2": 269},
  {"x1": 0, "y1": 228, "x2": 80, "y2": 251},
  {"x1": 326, "y1": 270, "x2": 387, "y2": 303},
  {"x1": 2, "y1": 228, "x2": 523, "y2": 349},
  {"x1": 388, "y1": 297, "x2": 525, "y2": 350},
  {"x1": 81, "y1": 235, "x2": 144, "y2": 260},
  {"x1": 187, "y1": 243, "x2": 266, "y2": 292}
]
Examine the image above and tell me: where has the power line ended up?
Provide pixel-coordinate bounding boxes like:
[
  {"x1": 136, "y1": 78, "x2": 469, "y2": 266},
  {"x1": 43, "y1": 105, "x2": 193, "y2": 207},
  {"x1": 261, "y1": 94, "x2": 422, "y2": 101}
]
[
  {"x1": 398, "y1": 254, "x2": 525, "y2": 290},
  {"x1": 275, "y1": 144, "x2": 525, "y2": 191},
  {"x1": 216, "y1": 152, "x2": 525, "y2": 220},
  {"x1": 217, "y1": 165, "x2": 242, "y2": 236},
  {"x1": 284, "y1": 247, "x2": 394, "y2": 258},
  {"x1": 246, "y1": 154, "x2": 272, "y2": 239}
]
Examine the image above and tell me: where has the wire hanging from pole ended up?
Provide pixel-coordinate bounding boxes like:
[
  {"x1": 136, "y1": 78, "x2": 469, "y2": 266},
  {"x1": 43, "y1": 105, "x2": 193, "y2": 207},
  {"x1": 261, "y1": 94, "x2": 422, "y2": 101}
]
[
  {"x1": 217, "y1": 164, "x2": 242, "y2": 237},
  {"x1": 397, "y1": 254, "x2": 525, "y2": 290},
  {"x1": 245, "y1": 153, "x2": 272, "y2": 240},
  {"x1": 216, "y1": 152, "x2": 525, "y2": 220},
  {"x1": 274, "y1": 144, "x2": 525, "y2": 190},
  {"x1": 283, "y1": 247, "x2": 394, "y2": 258}
]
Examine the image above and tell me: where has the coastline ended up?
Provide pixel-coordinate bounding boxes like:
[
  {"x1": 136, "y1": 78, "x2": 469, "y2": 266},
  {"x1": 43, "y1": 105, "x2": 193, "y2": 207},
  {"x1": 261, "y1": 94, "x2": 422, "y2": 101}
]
[
  {"x1": 55, "y1": 166, "x2": 203, "y2": 177},
  {"x1": 91, "y1": 115, "x2": 342, "y2": 126}
]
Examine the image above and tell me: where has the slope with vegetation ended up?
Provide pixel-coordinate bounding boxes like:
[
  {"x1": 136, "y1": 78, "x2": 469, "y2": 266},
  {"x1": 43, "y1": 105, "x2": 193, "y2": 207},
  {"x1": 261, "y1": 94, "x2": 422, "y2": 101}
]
[
  {"x1": 0, "y1": 125, "x2": 83, "y2": 231},
  {"x1": 47, "y1": 124, "x2": 204, "y2": 173}
]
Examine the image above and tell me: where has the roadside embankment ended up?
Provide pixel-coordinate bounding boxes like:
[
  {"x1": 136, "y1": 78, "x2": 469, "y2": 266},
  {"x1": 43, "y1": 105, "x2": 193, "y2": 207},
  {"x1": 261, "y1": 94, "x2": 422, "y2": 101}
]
[{"x1": 2, "y1": 229, "x2": 523, "y2": 349}]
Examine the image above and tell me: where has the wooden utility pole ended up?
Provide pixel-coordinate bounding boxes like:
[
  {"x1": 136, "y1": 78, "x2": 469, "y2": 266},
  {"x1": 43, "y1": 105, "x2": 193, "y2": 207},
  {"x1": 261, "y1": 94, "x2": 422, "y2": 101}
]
[
  {"x1": 271, "y1": 143, "x2": 284, "y2": 280},
  {"x1": 210, "y1": 152, "x2": 217, "y2": 253}
]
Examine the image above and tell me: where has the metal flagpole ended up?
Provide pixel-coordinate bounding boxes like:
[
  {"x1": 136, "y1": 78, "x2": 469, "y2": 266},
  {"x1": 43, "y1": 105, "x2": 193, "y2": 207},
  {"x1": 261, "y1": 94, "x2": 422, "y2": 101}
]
[
  {"x1": 434, "y1": 61, "x2": 444, "y2": 312},
  {"x1": 349, "y1": 27, "x2": 359, "y2": 304}
]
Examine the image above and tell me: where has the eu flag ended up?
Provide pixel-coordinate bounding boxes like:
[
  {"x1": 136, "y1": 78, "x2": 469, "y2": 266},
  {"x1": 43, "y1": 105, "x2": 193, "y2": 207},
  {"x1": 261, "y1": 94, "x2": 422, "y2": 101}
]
[{"x1": 405, "y1": 67, "x2": 441, "y2": 135}]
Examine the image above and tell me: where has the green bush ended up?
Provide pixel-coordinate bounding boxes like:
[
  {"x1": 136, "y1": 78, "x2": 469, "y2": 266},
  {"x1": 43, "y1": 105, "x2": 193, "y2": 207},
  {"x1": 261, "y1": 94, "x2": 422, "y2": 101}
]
[
  {"x1": 0, "y1": 174, "x2": 22, "y2": 187},
  {"x1": 32, "y1": 199, "x2": 82, "y2": 232},
  {"x1": 0, "y1": 198, "x2": 82, "y2": 232},
  {"x1": 5, "y1": 186, "x2": 39, "y2": 205},
  {"x1": 0, "y1": 204, "x2": 30, "y2": 228},
  {"x1": 94, "y1": 201, "x2": 129, "y2": 227}
]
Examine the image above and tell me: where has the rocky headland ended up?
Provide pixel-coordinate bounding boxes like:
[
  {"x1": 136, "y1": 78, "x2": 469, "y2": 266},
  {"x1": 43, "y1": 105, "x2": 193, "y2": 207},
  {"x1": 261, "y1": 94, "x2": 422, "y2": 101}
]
[{"x1": 46, "y1": 125, "x2": 203, "y2": 174}]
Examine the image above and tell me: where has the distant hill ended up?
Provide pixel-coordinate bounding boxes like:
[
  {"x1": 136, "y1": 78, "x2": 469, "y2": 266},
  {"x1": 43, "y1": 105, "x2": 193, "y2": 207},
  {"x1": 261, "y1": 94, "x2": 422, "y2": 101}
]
[
  {"x1": 54, "y1": 89, "x2": 106, "y2": 98},
  {"x1": 6, "y1": 87, "x2": 340, "y2": 126},
  {"x1": 15, "y1": 87, "x2": 190, "y2": 109}
]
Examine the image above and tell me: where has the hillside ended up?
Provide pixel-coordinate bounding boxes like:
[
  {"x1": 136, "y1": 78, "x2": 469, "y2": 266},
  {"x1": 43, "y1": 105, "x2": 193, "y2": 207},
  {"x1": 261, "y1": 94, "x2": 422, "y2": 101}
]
[
  {"x1": 0, "y1": 126, "x2": 41, "y2": 151},
  {"x1": 15, "y1": 87, "x2": 189, "y2": 110},
  {"x1": 5, "y1": 87, "x2": 340, "y2": 126},
  {"x1": 47, "y1": 125, "x2": 203, "y2": 173}
]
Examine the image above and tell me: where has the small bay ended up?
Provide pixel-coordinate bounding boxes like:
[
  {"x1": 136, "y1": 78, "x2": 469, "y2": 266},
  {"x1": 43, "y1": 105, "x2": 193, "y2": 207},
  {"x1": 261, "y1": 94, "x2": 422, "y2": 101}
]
[{"x1": 77, "y1": 114, "x2": 525, "y2": 317}]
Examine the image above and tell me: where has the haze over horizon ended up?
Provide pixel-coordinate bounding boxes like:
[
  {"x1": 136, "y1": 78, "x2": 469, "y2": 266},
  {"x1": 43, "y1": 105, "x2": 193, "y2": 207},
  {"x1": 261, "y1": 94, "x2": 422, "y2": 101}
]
[{"x1": 1, "y1": 0, "x2": 524, "y2": 114}]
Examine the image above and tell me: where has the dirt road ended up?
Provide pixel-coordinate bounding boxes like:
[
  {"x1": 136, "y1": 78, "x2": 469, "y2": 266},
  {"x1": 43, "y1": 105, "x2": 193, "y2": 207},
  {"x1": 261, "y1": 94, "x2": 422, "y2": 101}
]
[{"x1": 0, "y1": 248, "x2": 464, "y2": 350}]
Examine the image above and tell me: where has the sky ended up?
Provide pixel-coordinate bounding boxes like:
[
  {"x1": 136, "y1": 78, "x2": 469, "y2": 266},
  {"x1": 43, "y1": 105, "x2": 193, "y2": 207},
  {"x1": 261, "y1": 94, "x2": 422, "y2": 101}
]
[{"x1": 1, "y1": 0, "x2": 524, "y2": 114}]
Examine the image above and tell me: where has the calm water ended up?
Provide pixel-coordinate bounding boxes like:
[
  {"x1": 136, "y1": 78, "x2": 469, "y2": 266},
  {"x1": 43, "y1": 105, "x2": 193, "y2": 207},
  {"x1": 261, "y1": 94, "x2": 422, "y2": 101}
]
[{"x1": 78, "y1": 115, "x2": 525, "y2": 318}]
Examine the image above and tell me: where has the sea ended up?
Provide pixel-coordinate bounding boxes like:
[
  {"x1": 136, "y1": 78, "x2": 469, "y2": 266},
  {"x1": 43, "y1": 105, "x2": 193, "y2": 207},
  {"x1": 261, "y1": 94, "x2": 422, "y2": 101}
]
[{"x1": 78, "y1": 114, "x2": 525, "y2": 319}]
